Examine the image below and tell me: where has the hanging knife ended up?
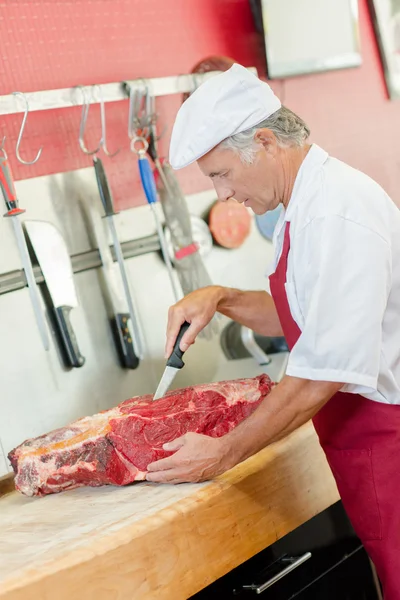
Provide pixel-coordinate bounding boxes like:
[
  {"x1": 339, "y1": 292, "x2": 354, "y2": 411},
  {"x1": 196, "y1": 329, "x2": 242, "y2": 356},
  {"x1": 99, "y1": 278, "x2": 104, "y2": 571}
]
[
  {"x1": 93, "y1": 156, "x2": 143, "y2": 359},
  {"x1": 153, "y1": 322, "x2": 190, "y2": 400},
  {"x1": 0, "y1": 148, "x2": 50, "y2": 351},
  {"x1": 24, "y1": 220, "x2": 85, "y2": 368},
  {"x1": 88, "y1": 203, "x2": 140, "y2": 369}
]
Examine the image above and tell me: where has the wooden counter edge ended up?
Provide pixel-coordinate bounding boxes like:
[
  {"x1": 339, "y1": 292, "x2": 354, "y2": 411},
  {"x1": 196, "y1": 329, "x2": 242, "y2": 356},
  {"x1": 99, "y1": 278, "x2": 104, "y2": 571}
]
[{"x1": 1, "y1": 423, "x2": 339, "y2": 600}]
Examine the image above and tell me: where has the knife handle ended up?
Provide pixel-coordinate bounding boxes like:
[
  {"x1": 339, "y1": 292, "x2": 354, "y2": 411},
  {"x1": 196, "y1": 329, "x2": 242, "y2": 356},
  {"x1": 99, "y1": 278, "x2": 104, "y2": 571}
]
[
  {"x1": 0, "y1": 154, "x2": 22, "y2": 214},
  {"x1": 138, "y1": 155, "x2": 158, "y2": 205},
  {"x1": 54, "y1": 306, "x2": 85, "y2": 368},
  {"x1": 167, "y1": 321, "x2": 190, "y2": 369},
  {"x1": 93, "y1": 156, "x2": 117, "y2": 216},
  {"x1": 112, "y1": 313, "x2": 140, "y2": 370}
]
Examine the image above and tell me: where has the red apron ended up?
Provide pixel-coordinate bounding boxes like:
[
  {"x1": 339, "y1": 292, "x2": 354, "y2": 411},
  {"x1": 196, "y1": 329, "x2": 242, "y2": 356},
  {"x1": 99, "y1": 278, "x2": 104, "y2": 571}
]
[{"x1": 269, "y1": 221, "x2": 400, "y2": 599}]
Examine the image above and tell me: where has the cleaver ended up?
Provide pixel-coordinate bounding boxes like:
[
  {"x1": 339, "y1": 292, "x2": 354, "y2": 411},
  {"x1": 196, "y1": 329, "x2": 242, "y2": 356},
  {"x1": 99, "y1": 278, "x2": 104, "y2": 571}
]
[{"x1": 24, "y1": 220, "x2": 85, "y2": 368}]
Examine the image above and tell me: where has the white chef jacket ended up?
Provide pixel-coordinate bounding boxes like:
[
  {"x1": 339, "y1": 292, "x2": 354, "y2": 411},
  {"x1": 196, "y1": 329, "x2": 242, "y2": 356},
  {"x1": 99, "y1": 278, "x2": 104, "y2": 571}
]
[{"x1": 268, "y1": 144, "x2": 400, "y2": 404}]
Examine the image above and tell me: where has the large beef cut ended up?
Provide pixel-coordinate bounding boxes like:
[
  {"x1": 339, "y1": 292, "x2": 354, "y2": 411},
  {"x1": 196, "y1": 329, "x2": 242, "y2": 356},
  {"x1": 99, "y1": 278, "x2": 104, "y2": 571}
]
[{"x1": 9, "y1": 374, "x2": 272, "y2": 497}]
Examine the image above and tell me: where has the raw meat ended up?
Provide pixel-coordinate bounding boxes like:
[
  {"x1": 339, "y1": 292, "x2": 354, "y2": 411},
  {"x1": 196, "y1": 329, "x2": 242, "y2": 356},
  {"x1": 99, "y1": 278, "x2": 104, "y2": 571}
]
[
  {"x1": 9, "y1": 374, "x2": 272, "y2": 497},
  {"x1": 208, "y1": 199, "x2": 251, "y2": 249}
]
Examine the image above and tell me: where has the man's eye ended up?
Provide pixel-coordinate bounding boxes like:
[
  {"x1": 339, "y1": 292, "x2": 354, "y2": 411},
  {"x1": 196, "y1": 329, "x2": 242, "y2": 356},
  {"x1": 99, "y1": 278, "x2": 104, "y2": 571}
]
[{"x1": 220, "y1": 172, "x2": 228, "y2": 178}]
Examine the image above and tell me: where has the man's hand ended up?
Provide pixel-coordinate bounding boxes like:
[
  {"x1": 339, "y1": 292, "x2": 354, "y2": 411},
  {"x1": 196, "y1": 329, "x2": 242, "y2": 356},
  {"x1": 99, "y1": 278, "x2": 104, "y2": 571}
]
[
  {"x1": 165, "y1": 287, "x2": 283, "y2": 357},
  {"x1": 165, "y1": 286, "x2": 224, "y2": 357},
  {"x1": 146, "y1": 433, "x2": 234, "y2": 484}
]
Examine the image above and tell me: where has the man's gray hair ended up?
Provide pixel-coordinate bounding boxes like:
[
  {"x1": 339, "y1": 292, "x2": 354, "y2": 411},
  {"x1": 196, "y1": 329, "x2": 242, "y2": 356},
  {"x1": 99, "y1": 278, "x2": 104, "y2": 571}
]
[{"x1": 219, "y1": 106, "x2": 310, "y2": 165}]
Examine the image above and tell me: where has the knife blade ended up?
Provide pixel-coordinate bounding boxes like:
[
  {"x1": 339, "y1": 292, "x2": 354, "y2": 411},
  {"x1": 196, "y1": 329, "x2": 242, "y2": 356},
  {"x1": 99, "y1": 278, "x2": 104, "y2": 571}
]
[
  {"x1": 0, "y1": 148, "x2": 50, "y2": 351},
  {"x1": 88, "y1": 203, "x2": 140, "y2": 369},
  {"x1": 93, "y1": 156, "x2": 143, "y2": 359},
  {"x1": 24, "y1": 220, "x2": 85, "y2": 368},
  {"x1": 153, "y1": 321, "x2": 190, "y2": 400}
]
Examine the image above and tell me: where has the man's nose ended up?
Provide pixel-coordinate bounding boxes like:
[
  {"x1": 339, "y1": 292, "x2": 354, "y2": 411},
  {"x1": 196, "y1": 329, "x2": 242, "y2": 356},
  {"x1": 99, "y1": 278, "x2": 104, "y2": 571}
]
[{"x1": 213, "y1": 181, "x2": 234, "y2": 202}]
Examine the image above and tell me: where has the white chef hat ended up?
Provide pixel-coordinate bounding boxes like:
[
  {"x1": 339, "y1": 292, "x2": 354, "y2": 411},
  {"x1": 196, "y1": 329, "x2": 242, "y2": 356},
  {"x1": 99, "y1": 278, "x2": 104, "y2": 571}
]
[{"x1": 169, "y1": 63, "x2": 281, "y2": 170}]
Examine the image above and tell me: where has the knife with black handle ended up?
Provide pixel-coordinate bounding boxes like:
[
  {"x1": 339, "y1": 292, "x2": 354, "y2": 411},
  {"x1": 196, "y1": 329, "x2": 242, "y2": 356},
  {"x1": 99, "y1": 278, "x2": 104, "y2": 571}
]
[
  {"x1": 93, "y1": 157, "x2": 141, "y2": 368},
  {"x1": 153, "y1": 322, "x2": 190, "y2": 400},
  {"x1": 24, "y1": 220, "x2": 85, "y2": 368},
  {"x1": 54, "y1": 306, "x2": 85, "y2": 368},
  {"x1": 111, "y1": 312, "x2": 139, "y2": 370},
  {"x1": 167, "y1": 321, "x2": 190, "y2": 369}
]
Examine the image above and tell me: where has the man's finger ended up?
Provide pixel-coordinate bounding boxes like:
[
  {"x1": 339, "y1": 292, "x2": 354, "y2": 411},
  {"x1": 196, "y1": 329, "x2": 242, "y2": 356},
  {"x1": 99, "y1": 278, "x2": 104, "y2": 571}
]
[
  {"x1": 147, "y1": 454, "x2": 180, "y2": 472},
  {"x1": 165, "y1": 311, "x2": 207, "y2": 357},
  {"x1": 179, "y1": 321, "x2": 202, "y2": 352}
]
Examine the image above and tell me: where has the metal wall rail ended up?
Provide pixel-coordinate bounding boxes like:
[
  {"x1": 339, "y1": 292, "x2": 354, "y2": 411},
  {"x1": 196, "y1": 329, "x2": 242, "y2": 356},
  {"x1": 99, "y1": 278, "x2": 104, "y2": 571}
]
[
  {"x1": 0, "y1": 233, "x2": 161, "y2": 295},
  {"x1": 0, "y1": 69, "x2": 257, "y2": 115},
  {"x1": 0, "y1": 66, "x2": 256, "y2": 294}
]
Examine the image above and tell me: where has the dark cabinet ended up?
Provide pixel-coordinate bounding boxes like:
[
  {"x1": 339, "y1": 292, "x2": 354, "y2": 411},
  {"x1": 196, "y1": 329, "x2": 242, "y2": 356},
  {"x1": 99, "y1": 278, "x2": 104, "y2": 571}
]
[{"x1": 190, "y1": 502, "x2": 381, "y2": 599}]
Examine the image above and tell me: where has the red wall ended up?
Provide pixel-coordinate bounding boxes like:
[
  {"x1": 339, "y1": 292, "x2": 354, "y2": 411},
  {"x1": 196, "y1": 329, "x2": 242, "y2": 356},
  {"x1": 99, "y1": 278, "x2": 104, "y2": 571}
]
[{"x1": 0, "y1": 0, "x2": 399, "y2": 210}]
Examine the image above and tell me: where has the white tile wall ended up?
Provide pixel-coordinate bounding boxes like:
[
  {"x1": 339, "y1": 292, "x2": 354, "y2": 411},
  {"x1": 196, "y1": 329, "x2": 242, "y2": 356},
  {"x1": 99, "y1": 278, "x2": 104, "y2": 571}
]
[{"x1": 0, "y1": 167, "x2": 283, "y2": 476}]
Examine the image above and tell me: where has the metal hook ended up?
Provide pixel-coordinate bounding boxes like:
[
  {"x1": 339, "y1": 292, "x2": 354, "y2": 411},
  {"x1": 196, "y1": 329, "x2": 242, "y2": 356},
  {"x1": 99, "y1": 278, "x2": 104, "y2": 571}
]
[
  {"x1": 92, "y1": 85, "x2": 120, "y2": 157},
  {"x1": 127, "y1": 79, "x2": 153, "y2": 142},
  {"x1": 12, "y1": 92, "x2": 43, "y2": 165},
  {"x1": 128, "y1": 83, "x2": 144, "y2": 140},
  {"x1": 143, "y1": 81, "x2": 157, "y2": 140},
  {"x1": 130, "y1": 135, "x2": 149, "y2": 156},
  {"x1": 145, "y1": 82, "x2": 165, "y2": 160},
  {"x1": 145, "y1": 80, "x2": 157, "y2": 127},
  {"x1": 127, "y1": 84, "x2": 139, "y2": 140},
  {"x1": 127, "y1": 85, "x2": 135, "y2": 140},
  {"x1": 76, "y1": 86, "x2": 101, "y2": 156}
]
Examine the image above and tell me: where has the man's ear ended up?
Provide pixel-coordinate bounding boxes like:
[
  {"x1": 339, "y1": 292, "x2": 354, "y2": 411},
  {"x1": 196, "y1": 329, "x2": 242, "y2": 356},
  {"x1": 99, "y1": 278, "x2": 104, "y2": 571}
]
[{"x1": 254, "y1": 128, "x2": 277, "y2": 154}]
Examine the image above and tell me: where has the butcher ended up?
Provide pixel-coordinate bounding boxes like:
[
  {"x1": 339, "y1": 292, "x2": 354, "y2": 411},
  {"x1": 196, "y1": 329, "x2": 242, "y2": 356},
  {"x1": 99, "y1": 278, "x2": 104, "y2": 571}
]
[{"x1": 146, "y1": 63, "x2": 400, "y2": 596}]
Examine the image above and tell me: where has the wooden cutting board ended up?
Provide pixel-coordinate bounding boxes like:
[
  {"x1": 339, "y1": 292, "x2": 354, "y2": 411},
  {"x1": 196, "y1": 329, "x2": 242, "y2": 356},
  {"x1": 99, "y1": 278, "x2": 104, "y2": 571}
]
[{"x1": 0, "y1": 423, "x2": 339, "y2": 600}]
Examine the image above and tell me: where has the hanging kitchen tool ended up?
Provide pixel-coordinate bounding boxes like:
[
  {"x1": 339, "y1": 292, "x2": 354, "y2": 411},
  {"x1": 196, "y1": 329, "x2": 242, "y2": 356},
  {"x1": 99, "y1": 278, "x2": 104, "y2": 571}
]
[
  {"x1": 150, "y1": 156, "x2": 214, "y2": 294},
  {"x1": 154, "y1": 163, "x2": 219, "y2": 340},
  {"x1": 0, "y1": 138, "x2": 50, "y2": 351},
  {"x1": 92, "y1": 159, "x2": 142, "y2": 366},
  {"x1": 143, "y1": 83, "x2": 219, "y2": 339},
  {"x1": 163, "y1": 214, "x2": 213, "y2": 265},
  {"x1": 77, "y1": 85, "x2": 143, "y2": 364},
  {"x1": 24, "y1": 220, "x2": 85, "y2": 368},
  {"x1": 146, "y1": 90, "x2": 212, "y2": 289},
  {"x1": 126, "y1": 81, "x2": 181, "y2": 302}
]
